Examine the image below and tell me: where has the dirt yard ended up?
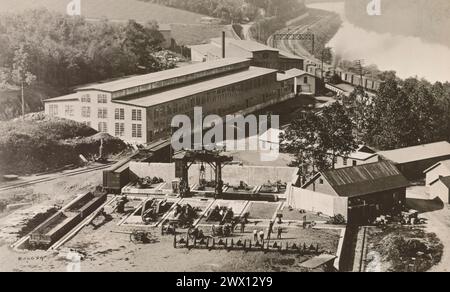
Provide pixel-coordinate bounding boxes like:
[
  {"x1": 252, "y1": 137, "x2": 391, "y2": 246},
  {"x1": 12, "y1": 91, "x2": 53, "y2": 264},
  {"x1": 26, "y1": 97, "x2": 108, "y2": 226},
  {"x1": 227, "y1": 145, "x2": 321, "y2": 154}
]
[
  {"x1": 406, "y1": 186, "x2": 450, "y2": 272},
  {"x1": 0, "y1": 165, "x2": 343, "y2": 272},
  {"x1": 0, "y1": 169, "x2": 103, "y2": 246},
  {"x1": 0, "y1": 212, "x2": 341, "y2": 272},
  {"x1": 361, "y1": 185, "x2": 448, "y2": 272}
]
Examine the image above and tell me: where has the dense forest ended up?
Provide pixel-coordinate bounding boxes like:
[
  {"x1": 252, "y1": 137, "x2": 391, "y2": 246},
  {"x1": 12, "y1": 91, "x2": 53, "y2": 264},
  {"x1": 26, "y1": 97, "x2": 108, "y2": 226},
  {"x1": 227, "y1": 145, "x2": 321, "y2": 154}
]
[
  {"x1": 142, "y1": 0, "x2": 307, "y2": 23},
  {"x1": 345, "y1": 0, "x2": 450, "y2": 48},
  {"x1": 351, "y1": 77, "x2": 450, "y2": 151},
  {"x1": 0, "y1": 9, "x2": 178, "y2": 120}
]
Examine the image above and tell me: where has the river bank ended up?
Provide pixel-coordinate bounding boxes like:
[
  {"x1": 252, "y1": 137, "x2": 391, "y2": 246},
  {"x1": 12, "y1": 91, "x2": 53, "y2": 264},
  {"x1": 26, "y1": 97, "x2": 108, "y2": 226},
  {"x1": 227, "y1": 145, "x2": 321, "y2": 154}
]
[{"x1": 308, "y1": 1, "x2": 450, "y2": 83}]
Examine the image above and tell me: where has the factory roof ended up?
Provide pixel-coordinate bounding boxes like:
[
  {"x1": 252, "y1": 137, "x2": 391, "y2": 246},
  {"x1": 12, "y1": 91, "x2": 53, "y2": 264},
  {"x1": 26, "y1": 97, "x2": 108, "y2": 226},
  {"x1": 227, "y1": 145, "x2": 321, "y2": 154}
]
[
  {"x1": 211, "y1": 38, "x2": 278, "y2": 53},
  {"x1": 277, "y1": 68, "x2": 314, "y2": 81},
  {"x1": 113, "y1": 66, "x2": 277, "y2": 108},
  {"x1": 378, "y1": 142, "x2": 450, "y2": 164},
  {"x1": 209, "y1": 38, "x2": 303, "y2": 60},
  {"x1": 191, "y1": 43, "x2": 253, "y2": 59},
  {"x1": 43, "y1": 93, "x2": 79, "y2": 103},
  {"x1": 310, "y1": 161, "x2": 410, "y2": 198},
  {"x1": 75, "y1": 58, "x2": 249, "y2": 92}
]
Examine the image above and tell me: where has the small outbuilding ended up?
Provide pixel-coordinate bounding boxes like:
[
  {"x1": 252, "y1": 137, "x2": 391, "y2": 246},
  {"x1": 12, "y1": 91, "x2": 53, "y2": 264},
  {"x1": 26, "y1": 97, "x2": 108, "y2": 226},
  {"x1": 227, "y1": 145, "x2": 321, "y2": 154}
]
[
  {"x1": 377, "y1": 141, "x2": 450, "y2": 181},
  {"x1": 424, "y1": 159, "x2": 450, "y2": 186},
  {"x1": 295, "y1": 161, "x2": 410, "y2": 224},
  {"x1": 429, "y1": 176, "x2": 450, "y2": 204}
]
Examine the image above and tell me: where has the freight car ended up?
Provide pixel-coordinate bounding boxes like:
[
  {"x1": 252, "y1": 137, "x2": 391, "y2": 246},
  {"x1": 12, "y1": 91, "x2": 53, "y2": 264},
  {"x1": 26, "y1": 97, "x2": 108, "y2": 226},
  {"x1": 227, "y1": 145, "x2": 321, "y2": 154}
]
[
  {"x1": 29, "y1": 192, "x2": 107, "y2": 249},
  {"x1": 103, "y1": 141, "x2": 172, "y2": 193}
]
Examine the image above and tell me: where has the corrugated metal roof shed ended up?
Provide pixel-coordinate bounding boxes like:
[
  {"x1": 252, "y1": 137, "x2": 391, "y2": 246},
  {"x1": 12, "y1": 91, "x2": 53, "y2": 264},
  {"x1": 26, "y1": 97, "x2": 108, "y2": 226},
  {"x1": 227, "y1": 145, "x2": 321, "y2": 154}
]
[
  {"x1": 378, "y1": 141, "x2": 450, "y2": 164},
  {"x1": 322, "y1": 161, "x2": 410, "y2": 198}
]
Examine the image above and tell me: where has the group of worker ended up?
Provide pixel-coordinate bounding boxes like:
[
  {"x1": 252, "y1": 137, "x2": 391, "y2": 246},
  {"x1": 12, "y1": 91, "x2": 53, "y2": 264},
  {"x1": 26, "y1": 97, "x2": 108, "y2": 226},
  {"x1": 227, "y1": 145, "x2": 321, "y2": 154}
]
[{"x1": 250, "y1": 221, "x2": 283, "y2": 242}]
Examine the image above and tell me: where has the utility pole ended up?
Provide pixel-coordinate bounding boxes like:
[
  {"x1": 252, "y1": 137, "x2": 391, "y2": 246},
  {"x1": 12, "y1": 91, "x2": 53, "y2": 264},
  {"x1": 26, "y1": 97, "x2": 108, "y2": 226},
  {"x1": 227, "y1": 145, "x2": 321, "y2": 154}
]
[
  {"x1": 354, "y1": 59, "x2": 365, "y2": 87},
  {"x1": 321, "y1": 51, "x2": 324, "y2": 81},
  {"x1": 21, "y1": 81, "x2": 25, "y2": 119}
]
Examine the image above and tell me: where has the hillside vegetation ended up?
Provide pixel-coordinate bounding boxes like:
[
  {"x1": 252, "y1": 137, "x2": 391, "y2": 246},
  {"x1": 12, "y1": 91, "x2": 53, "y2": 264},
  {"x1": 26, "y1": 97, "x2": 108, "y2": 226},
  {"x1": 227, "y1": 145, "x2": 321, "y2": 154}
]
[
  {"x1": 0, "y1": 113, "x2": 127, "y2": 175},
  {"x1": 143, "y1": 0, "x2": 307, "y2": 24},
  {"x1": 0, "y1": 0, "x2": 205, "y2": 24},
  {"x1": 0, "y1": 9, "x2": 180, "y2": 121}
]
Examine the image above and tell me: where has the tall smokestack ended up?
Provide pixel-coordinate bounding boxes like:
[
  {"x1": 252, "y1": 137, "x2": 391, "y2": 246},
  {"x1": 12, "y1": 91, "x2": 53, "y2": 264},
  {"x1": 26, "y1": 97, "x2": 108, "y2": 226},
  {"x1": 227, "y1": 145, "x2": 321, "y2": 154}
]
[{"x1": 222, "y1": 31, "x2": 226, "y2": 58}]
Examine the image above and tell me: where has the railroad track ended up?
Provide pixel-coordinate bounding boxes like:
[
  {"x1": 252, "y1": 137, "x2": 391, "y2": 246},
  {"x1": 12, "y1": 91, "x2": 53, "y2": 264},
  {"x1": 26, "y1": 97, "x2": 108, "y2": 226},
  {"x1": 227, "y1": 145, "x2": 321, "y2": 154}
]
[
  {"x1": 355, "y1": 226, "x2": 369, "y2": 272},
  {"x1": 0, "y1": 163, "x2": 114, "y2": 193}
]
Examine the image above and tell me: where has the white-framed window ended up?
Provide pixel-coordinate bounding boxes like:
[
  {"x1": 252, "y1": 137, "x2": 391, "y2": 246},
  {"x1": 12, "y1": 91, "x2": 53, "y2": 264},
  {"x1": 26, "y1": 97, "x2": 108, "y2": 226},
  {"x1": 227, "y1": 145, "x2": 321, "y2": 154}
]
[
  {"x1": 65, "y1": 105, "x2": 74, "y2": 117},
  {"x1": 115, "y1": 108, "x2": 125, "y2": 120},
  {"x1": 132, "y1": 109, "x2": 142, "y2": 121},
  {"x1": 132, "y1": 124, "x2": 142, "y2": 138},
  {"x1": 81, "y1": 94, "x2": 91, "y2": 103},
  {"x1": 49, "y1": 105, "x2": 58, "y2": 116},
  {"x1": 115, "y1": 123, "x2": 125, "y2": 137},
  {"x1": 81, "y1": 106, "x2": 91, "y2": 118},
  {"x1": 98, "y1": 94, "x2": 108, "y2": 104},
  {"x1": 98, "y1": 122, "x2": 108, "y2": 133},
  {"x1": 343, "y1": 157, "x2": 348, "y2": 166},
  {"x1": 304, "y1": 76, "x2": 308, "y2": 84},
  {"x1": 98, "y1": 108, "x2": 108, "y2": 119}
]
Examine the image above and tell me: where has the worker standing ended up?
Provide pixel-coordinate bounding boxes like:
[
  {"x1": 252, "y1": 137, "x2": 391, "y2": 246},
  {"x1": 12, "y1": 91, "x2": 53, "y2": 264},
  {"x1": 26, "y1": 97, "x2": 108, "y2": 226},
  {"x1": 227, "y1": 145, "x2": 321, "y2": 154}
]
[
  {"x1": 240, "y1": 221, "x2": 246, "y2": 233},
  {"x1": 258, "y1": 230, "x2": 265, "y2": 243},
  {"x1": 253, "y1": 230, "x2": 258, "y2": 241},
  {"x1": 277, "y1": 227, "x2": 283, "y2": 239},
  {"x1": 268, "y1": 220, "x2": 274, "y2": 233},
  {"x1": 266, "y1": 227, "x2": 272, "y2": 240}
]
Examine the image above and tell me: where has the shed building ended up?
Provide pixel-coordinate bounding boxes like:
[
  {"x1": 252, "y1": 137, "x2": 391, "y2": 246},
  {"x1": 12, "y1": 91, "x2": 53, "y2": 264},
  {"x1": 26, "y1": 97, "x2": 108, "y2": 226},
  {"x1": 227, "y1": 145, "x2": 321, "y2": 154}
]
[
  {"x1": 290, "y1": 161, "x2": 410, "y2": 224},
  {"x1": 378, "y1": 141, "x2": 450, "y2": 181}
]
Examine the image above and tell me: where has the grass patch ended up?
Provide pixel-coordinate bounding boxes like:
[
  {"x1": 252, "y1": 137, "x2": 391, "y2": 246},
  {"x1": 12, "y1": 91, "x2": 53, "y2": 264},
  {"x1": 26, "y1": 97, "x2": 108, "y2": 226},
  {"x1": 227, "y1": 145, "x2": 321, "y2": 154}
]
[{"x1": 367, "y1": 225, "x2": 444, "y2": 272}]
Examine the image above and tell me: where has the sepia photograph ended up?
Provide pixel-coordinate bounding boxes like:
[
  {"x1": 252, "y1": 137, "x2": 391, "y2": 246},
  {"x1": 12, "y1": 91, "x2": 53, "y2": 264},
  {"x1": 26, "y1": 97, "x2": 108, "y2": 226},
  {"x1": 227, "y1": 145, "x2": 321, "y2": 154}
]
[{"x1": 0, "y1": 0, "x2": 449, "y2": 276}]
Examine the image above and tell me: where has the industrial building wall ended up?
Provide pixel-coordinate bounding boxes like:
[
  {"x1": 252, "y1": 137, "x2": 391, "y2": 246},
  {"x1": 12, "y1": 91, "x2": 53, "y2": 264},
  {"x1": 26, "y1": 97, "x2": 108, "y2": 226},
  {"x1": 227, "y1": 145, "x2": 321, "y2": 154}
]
[
  {"x1": 289, "y1": 187, "x2": 348, "y2": 218},
  {"x1": 397, "y1": 156, "x2": 450, "y2": 181},
  {"x1": 128, "y1": 162, "x2": 297, "y2": 188},
  {"x1": 333, "y1": 155, "x2": 379, "y2": 169},
  {"x1": 430, "y1": 181, "x2": 450, "y2": 204},
  {"x1": 425, "y1": 164, "x2": 450, "y2": 186},
  {"x1": 44, "y1": 91, "x2": 147, "y2": 145}
]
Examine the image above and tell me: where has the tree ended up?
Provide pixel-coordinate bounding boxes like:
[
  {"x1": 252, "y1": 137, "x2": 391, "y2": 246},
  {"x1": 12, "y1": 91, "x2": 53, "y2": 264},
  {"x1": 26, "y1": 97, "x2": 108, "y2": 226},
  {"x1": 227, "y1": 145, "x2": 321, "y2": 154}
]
[
  {"x1": 11, "y1": 45, "x2": 36, "y2": 118},
  {"x1": 365, "y1": 78, "x2": 415, "y2": 149},
  {"x1": 320, "y1": 102, "x2": 358, "y2": 168},
  {"x1": 281, "y1": 111, "x2": 329, "y2": 183},
  {"x1": 346, "y1": 85, "x2": 372, "y2": 142},
  {"x1": 122, "y1": 20, "x2": 164, "y2": 72},
  {"x1": 281, "y1": 103, "x2": 357, "y2": 182}
]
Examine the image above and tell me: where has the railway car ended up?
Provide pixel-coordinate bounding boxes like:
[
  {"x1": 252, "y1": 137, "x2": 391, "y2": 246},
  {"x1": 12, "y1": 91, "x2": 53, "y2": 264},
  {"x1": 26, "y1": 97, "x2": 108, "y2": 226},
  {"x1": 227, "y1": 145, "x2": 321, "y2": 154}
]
[{"x1": 29, "y1": 192, "x2": 107, "y2": 248}]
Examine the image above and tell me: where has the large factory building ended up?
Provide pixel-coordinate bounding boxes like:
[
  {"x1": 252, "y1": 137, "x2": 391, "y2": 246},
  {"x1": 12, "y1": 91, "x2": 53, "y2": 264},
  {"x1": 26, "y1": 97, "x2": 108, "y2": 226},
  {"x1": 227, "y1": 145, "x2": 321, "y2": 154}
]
[
  {"x1": 44, "y1": 58, "x2": 298, "y2": 144},
  {"x1": 190, "y1": 37, "x2": 304, "y2": 72}
]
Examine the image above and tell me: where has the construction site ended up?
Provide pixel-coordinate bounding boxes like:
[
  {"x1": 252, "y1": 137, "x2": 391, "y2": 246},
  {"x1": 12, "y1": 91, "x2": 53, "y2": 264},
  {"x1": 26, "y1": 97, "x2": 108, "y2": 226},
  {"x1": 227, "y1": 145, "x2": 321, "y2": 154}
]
[{"x1": 0, "y1": 148, "x2": 345, "y2": 272}]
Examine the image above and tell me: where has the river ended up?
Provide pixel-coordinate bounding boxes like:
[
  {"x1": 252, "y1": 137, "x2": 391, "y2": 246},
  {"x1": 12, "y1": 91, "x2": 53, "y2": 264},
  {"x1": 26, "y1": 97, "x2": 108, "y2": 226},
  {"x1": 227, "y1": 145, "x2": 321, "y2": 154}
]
[{"x1": 307, "y1": 1, "x2": 450, "y2": 83}]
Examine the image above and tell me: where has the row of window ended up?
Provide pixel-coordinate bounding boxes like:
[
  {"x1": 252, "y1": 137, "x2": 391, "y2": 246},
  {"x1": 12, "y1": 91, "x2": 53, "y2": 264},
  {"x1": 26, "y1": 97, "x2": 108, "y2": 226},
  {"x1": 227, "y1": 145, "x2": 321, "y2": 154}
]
[
  {"x1": 81, "y1": 94, "x2": 108, "y2": 104},
  {"x1": 77, "y1": 107, "x2": 142, "y2": 121},
  {"x1": 100, "y1": 123, "x2": 142, "y2": 139},
  {"x1": 151, "y1": 76, "x2": 272, "y2": 120}
]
